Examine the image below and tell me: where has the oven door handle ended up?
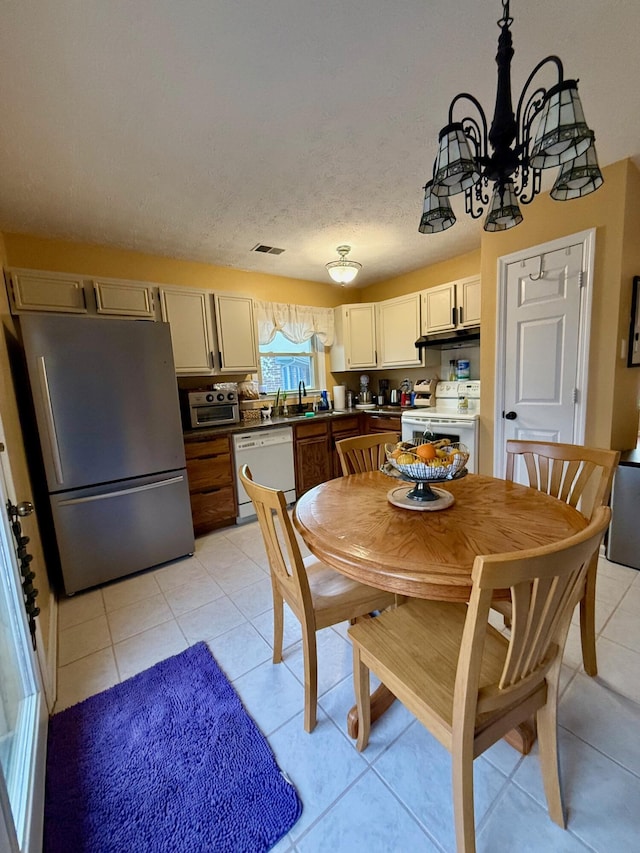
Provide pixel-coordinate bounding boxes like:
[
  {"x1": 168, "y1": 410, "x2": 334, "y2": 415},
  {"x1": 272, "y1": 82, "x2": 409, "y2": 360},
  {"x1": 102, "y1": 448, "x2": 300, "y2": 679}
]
[{"x1": 407, "y1": 420, "x2": 473, "y2": 430}]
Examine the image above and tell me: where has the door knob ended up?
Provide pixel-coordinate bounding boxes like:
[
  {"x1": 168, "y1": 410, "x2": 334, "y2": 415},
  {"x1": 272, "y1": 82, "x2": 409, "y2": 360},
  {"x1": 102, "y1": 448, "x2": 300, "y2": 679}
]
[
  {"x1": 505, "y1": 411, "x2": 518, "y2": 420},
  {"x1": 16, "y1": 501, "x2": 34, "y2": 517}
]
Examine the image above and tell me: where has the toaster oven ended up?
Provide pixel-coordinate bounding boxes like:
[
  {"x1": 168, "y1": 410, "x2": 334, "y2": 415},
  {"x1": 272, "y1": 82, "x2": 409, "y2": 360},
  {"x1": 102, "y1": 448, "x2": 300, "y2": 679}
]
[{"x1": 188, "y1": 389, "x2": 239, "y2": 428}]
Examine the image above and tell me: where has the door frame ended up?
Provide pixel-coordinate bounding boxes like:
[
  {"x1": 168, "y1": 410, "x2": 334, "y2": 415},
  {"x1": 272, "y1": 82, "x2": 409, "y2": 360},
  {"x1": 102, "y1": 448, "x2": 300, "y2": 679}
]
[{"x1": 493, "y1": 228, "x2": 596, "y2": 477}]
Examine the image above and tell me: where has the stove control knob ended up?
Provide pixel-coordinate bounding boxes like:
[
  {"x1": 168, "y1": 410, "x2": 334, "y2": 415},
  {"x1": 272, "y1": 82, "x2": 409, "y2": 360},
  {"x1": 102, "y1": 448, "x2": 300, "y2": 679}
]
[
  {"x1": 227, "y1": 392, "x2": 235, "y2": 401},
  {"x1": 216, "y1": 393, "x2": 225, "y2": 402},
  {"x1": 505, "y1": 411, "x2": 518, "y2": 420},
  {"x1": 205, "y1": 393, "x2": 214, "y2": 403}
]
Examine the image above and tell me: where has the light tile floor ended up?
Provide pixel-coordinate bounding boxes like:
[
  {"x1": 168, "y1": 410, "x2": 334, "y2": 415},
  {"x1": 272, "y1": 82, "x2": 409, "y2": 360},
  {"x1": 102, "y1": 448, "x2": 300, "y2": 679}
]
[{"x1": 54, "y1": 521, "x2": 640, "y2": 852}]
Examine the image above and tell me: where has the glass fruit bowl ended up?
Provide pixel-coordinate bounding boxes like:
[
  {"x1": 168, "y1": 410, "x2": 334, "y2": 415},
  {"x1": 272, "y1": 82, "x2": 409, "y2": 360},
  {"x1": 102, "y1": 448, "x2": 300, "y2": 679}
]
[{"x1": 382, "y1": 440, "x2": 469, "y2": 506}]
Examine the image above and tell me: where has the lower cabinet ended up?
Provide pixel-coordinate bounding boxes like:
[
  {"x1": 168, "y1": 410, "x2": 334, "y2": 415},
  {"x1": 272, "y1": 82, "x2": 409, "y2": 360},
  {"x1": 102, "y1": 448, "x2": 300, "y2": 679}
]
[
  {"x1": 330, "y1": 415, "x2": 362, "y2": 477},
  {"x1": 293, "y1": 420, "x2": 332, "y2": 497},
  {"x1": 184, "y1": 435, "x2": 237, "y2": 534}
]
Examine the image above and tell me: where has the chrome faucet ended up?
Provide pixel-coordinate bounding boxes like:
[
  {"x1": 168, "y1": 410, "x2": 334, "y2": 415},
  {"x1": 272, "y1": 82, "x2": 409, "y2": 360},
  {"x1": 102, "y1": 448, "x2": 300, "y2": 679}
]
[{"x1": 298, "y1": 380, "x2": 306, "y2": 408}]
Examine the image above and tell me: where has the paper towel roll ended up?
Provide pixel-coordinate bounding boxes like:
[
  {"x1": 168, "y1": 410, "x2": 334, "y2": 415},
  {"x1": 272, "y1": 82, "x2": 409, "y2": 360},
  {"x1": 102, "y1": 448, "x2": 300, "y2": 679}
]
[{"x1": 333, "y1": 385, "x2": 346, "y2": 411}]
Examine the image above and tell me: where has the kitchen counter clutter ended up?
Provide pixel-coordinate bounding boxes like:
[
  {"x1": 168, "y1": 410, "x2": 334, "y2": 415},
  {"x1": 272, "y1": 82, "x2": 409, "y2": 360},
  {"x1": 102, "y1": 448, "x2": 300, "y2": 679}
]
[{"x1": 182, "y1": 407, "x2": 403, "y2": 440}]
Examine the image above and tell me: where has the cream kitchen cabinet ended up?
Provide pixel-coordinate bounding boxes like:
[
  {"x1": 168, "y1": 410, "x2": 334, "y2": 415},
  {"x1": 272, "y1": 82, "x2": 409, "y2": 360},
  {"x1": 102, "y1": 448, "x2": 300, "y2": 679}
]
[
  {"x1": 330, "y1": 303, "x2": 377, "y2": 371},
  {"x1": 159, "y1": 286, "x2": 258, "y2": 375},
  {"x1": 421, "y1": 276, "x2": 480, "y2": 334},
  {"x1": 376, "y1": 292, "x2": 423, "y2": 368},
  {"x1": 6, "y1": 268, "x2": 87, "y2": 314},
  {"x1": 160, "y1": 286, "x2": 216, "y2": 374},
  {"x1": 213, "y1": 293, "x2": 258, "y2": 373},
  {"x1": 92, "y1": 278, "x2": 155, "y2": 318}
]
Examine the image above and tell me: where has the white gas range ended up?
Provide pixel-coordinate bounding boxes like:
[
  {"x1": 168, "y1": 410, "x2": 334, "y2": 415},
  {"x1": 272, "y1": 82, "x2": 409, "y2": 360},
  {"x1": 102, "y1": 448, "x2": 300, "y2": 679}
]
[{"x1": 401, "y1": 381, "x2": 480, "y2": 473}]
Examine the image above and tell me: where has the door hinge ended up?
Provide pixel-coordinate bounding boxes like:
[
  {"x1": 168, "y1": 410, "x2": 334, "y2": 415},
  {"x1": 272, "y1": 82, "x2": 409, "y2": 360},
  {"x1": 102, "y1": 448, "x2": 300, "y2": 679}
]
[
  {"x1": 572, "y1": 388, "x2": 579, "y2": 404},
  {"x1": 578, "y1": 271, "x2": 585, "y2": 288}
]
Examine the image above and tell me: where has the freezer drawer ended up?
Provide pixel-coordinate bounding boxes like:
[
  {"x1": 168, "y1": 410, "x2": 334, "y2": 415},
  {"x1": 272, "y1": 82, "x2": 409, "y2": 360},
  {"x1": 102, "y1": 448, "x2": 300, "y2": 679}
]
[{"x1": 50, "y1": 470, "x2": 195, "y2": 594}]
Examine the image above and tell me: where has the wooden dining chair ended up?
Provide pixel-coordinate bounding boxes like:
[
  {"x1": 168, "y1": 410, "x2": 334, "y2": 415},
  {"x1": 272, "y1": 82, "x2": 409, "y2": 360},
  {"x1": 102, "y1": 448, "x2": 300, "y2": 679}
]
[
  {"x1": 336, "y1": 431, "x2": 400, "y2": 476},
  {"x1": 239, "y1": 465, "x2": 395, "y2": 732},
  {"x1": 501, "y1": 439, "x2": 620, "y2": 676},
  {"x1": 349, "y1": 506, "x2": 611, "y2": 853}
]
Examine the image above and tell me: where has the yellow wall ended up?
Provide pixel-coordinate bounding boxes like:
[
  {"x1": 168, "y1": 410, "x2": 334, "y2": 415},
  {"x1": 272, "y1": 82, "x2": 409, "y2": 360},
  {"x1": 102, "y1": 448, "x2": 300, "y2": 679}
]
[
  {"x1": 2, "y1": 233, "x2": 345, "y2": 308},
  {"x1": 614, "y1": 161, "x2": 640, "y2": 448},
  {"x1": 478, "y1": 158, "x2": 634, "y2": 473},
  {"x1": 0, "y1": 235, "x2": 53, "y2": 665},
  {"x1": 360, "y1": 249, "x2": 481, "y2": 303}
]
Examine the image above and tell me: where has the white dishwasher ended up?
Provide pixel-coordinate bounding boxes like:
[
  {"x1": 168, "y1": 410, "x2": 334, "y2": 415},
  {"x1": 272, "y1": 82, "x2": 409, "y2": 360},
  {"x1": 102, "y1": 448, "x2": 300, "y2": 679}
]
[{"x1": 233, "y1": 427, "x2": 296, "y2": 521}]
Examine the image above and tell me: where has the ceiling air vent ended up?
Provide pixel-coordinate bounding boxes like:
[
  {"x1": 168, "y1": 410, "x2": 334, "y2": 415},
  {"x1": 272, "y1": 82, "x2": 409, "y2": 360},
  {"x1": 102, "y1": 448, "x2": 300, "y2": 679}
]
[{"x1": 251, "y1": 244, "x2": 285, "y2": 255}]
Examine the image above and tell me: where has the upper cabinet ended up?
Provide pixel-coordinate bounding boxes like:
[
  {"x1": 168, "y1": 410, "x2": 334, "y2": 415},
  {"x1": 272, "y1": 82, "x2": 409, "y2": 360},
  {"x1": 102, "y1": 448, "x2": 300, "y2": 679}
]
[
  {"x1": 331, "y1": 296, "x2": 424, "y2": 372},
  {"x1": 159, "y1": 286, "x2": 258, "y2": 376},
  {"x1": 213, "y1": 293, "x2": 258, "y2": 373},
  {"x1": 93, "y1": 278, "x2": 155, "y2": 318},
  {"x1": 376, "y1": 292, "x2": 422, "y2": 368},
  {"x1": 421, "y1": 276, "x2": 481, "y2": 335},
  {"x1": 6, "y1": 269, "x2": 87, "y2": 314},
  {"x1": 330, "y1": 304, "x2": 377, "y2": 371},
  {"x1": 159, "y1": 287, "x2": 216, "y2": 375}
]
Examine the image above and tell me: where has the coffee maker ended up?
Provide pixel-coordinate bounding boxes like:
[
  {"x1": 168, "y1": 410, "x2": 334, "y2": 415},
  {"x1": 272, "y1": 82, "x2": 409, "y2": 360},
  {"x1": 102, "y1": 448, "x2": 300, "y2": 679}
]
[{"x1": 378, "y1": 379, "x2": 389, "y2": 407}]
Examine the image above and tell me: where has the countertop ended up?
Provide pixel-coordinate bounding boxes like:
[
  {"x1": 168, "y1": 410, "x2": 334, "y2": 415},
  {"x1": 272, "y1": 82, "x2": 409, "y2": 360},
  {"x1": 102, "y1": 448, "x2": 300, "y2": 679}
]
[{"x1": 182, "y1": 407, "x2": 406, "y2": 442}]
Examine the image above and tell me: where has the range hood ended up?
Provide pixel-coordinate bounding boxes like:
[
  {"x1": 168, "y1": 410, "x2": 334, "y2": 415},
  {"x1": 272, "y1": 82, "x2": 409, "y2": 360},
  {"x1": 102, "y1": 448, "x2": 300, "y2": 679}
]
[{"x1": 415, "y1": 327, "x2": 480, "y2": 349}]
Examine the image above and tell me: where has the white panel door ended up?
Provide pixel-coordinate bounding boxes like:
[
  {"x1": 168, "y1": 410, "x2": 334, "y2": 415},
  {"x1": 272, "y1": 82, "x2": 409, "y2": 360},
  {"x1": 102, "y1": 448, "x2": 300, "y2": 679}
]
[{"x1": 502, "y1": 244, "x2": 584, "y2": 481}]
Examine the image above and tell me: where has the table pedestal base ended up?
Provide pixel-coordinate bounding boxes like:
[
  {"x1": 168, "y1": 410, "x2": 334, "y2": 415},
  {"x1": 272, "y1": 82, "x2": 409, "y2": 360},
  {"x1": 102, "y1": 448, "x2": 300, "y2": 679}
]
[{"x1": 346, "y1": 684, "x2": 536, "y2": 755}]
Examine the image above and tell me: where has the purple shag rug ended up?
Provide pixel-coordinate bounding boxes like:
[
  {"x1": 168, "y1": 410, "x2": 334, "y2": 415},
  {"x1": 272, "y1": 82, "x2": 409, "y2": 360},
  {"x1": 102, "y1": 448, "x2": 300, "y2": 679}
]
[{"x1": 44, "y1": 642, "x2": 302, "y2": 852}]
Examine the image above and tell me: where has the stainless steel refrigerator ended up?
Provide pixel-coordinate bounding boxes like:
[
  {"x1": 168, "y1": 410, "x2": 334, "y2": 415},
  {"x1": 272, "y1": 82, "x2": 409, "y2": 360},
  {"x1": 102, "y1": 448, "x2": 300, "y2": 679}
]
[{"x1": 20, "y1": 313, "x2": 195, "y2": 594}]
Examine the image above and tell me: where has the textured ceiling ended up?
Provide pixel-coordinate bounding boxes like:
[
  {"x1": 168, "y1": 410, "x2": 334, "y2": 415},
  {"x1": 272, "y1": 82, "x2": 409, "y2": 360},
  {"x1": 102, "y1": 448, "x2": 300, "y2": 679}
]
[{"x1": 0, "y1": 1, "x2": 639, "y2": 287}]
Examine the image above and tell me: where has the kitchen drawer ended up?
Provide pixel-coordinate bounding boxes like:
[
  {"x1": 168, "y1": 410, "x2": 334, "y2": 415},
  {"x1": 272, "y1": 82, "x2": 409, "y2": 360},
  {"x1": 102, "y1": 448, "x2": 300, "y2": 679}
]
[
  {"x1": 294, "y1": 420, "x2": 329, "y2": 440},
  {"x1": 366, "y1": 414, "x2": 402, "y2": 433},
  {"x1": 186, "y1": 454, "x2": 233, "y2": 491},
  {"x1": 184, "y1": 436, "x2": 231, "y2": 460},
  {"x1": 331, "y1": 415, "x2": 361, "y2": 435},
  {"x1": 190, "y1": 486, "x2": 237, "y2": 534}
]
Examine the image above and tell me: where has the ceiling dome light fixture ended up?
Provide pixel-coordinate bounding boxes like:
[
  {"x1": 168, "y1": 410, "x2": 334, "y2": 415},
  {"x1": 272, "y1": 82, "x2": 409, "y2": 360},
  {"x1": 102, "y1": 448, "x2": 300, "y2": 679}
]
[
  {"x1": 419, "y1": 0, "x2": 603, "y2": 235},
  {"x1": 325, "y1": 245, "x2": 362, "y2": 285}
]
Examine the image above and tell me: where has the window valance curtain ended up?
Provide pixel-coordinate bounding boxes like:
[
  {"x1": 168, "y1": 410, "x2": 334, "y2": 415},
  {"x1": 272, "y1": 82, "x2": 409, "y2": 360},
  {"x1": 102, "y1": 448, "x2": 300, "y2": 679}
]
[{"x1": 255, "y1": 300, "x2": 334, "y2": 347}]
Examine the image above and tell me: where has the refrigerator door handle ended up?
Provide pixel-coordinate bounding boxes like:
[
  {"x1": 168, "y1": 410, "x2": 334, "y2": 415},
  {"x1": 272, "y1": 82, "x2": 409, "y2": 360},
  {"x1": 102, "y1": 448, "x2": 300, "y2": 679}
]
[
  {"x1": 38, "y1": 356, "x2": 64, "y2": 485},
  {"x1": 57, "y1": 475, "x2": 186, "y2": 506}
]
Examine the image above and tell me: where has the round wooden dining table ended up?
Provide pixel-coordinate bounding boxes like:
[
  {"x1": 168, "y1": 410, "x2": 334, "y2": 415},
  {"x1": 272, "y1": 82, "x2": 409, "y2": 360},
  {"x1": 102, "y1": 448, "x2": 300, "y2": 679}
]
[{"x1": 293, "y1": 470, "x2": 587, "y2": 749}]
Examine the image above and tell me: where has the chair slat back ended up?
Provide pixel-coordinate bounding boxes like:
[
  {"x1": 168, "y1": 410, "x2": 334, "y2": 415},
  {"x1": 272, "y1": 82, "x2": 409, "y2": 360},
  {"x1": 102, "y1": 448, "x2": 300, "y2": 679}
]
[
  {"x1": 336, "y1": 432, "x2": 400, "y2": 476},
  {"x1": 239, "y1": 465, "x2": 311, "y2": 615},
  {"x1": 455, "y1": 506, "x2": 611, "y2": 720},
  {"x1": 505, "y1": 440, "x2": 620, "y2": 519}
]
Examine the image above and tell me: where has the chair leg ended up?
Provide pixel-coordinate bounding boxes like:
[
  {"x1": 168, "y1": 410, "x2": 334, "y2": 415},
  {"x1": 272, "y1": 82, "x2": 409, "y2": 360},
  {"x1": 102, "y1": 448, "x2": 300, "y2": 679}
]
[
  {"x1": 452, "y1": 734, "x2": 477, "y2": 853},
  {"x1": 536, "y1": 667, "x2": 566, "y2": 828},
  {"x1": 301, "y1": 621, "x2": 318, "y2": 733},
  {"x1": 272, "y1": 586, "x2": 284, "y2": 665},
  {"x1": 580, "y1": 554, "x2": 598, "y2": 677},
  {"x1": 353, "y1": 644, "x2": 371, "y2": 752}
]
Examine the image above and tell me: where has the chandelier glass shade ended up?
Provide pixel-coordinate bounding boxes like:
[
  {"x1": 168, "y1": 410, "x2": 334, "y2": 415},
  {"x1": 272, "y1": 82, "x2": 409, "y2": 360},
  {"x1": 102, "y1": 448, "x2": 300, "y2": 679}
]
[
  {"x1": 419, "y1": 181, "x2": 456, "y2": 234},
  {"x1": 420, "y1": 0, "x2": 604, "y2": 235},
  {"x1": 325, "y1": 245, "x2": 362, "y2": 285}
]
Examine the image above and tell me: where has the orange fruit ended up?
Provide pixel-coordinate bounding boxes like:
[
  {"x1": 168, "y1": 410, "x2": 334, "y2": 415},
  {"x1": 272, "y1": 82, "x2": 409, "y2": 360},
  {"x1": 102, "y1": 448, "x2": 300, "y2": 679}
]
[{"x1": 415, "y1": 443, "x2": 437, "y2": 462}]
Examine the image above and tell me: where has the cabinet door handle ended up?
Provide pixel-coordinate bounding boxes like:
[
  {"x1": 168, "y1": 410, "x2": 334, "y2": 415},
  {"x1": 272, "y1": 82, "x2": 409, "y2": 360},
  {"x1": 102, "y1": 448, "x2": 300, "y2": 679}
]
[
  {"x1": 459, "y1": 306, "x2": 463, "y2": 324},
  {"x1": 452, "y1": 307, "x2": 456, "y2": 326}
]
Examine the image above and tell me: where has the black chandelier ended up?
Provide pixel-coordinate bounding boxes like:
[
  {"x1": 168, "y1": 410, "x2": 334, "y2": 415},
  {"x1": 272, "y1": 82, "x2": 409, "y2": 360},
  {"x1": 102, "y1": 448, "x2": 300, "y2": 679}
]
[{"x1": 419, "y1": 0, "x2": 603, "y2": 235}]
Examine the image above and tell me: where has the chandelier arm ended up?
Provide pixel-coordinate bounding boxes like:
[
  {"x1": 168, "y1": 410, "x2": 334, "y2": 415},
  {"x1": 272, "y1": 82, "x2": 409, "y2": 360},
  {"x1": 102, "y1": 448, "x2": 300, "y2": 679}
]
[
  {"x1": 464, "y1": 178, "x2": 490, "y2": 220},
  {"x1": 515, "y1": 54, "x2": 564, "y2": 145},
  {"x1": 447, "y1": 93, "x2": 489, "y2": 158}
]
